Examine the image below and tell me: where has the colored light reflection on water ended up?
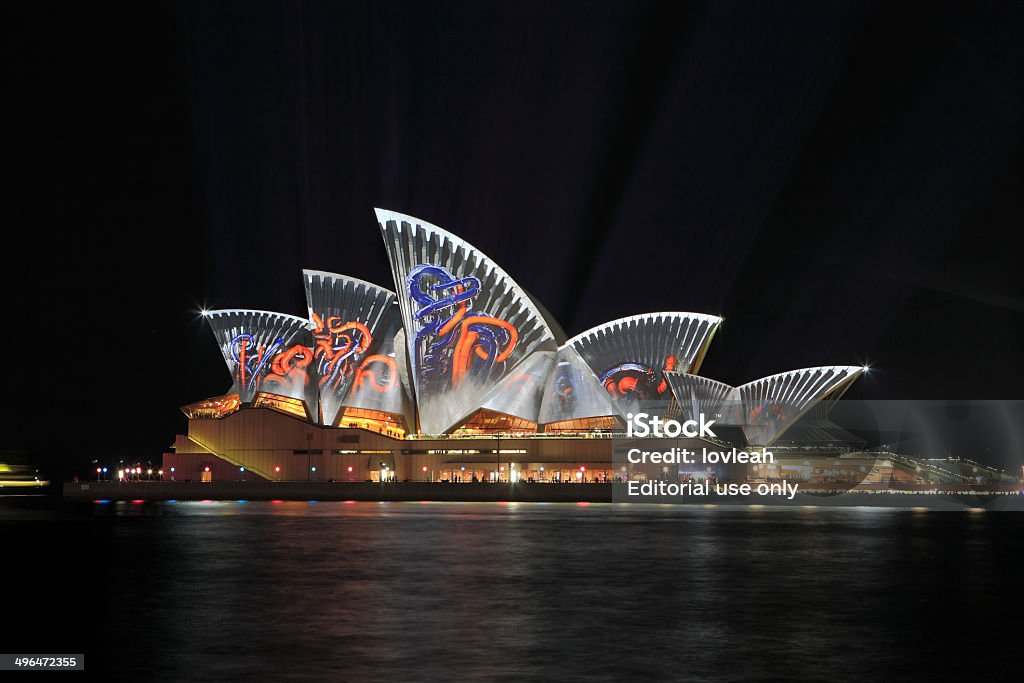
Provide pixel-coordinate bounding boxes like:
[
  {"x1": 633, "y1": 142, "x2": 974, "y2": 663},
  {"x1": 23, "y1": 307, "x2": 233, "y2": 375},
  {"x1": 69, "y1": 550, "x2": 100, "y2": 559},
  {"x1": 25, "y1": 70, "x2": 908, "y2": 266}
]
[{"x1": 6, "y1": 500, "x2": 1022, "y2": 681}]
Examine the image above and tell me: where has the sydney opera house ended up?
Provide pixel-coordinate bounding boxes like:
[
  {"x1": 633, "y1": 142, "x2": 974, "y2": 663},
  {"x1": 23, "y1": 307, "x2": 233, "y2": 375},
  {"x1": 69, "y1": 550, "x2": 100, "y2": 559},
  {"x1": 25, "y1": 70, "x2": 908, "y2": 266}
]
[{"x1": 165, "y1": 209, "x2": 871, "y2": 485}]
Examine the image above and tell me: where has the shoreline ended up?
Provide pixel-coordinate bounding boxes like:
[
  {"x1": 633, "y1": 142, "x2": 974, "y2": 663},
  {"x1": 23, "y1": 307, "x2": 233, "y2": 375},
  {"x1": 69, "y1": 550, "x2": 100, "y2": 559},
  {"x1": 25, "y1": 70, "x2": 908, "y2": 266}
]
[{"x1": 61, "y1": 481, "x2": 1024, "y2": 510}]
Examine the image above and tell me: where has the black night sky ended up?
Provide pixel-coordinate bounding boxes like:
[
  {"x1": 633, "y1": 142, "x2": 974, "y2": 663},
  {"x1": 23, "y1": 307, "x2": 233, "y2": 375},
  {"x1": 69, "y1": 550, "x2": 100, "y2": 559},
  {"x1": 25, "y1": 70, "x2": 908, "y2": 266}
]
[{"x1": 5, "y1": 1, "x2": 1021, "y2": 478}]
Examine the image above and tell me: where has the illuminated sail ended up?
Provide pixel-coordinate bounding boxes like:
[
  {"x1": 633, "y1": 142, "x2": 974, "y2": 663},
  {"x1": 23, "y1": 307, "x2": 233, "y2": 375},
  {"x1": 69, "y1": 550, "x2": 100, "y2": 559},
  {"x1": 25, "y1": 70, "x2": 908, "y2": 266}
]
[
  {"x1": 377, "y1": 209, "x2": 558, "y2": 434},
  {"x1": 303, "y1": 270, "x2": 411, "y2": 427},
  {"x1": 205, "y1": 309, "x2": 318, "y2": 420},
  {"x1": 738, "y1": 366, "x2": 864, "y2": 446},
  {"x1": 538, "y1": 345, "x2": 621, "y2": 427},
  {"x1": 565, "y1": 312, "x2": 722, "y2": 415},
  {"x1": 664, "y1": 372, "x2": 740, "y2": 425},
  {"x1": 475, "y1": 351, "x2": 555, "y2": 427}
]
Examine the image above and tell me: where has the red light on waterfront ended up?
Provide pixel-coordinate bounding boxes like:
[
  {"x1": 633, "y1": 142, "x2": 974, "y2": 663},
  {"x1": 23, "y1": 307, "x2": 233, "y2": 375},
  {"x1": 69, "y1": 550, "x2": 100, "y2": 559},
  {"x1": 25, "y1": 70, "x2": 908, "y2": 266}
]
[
  {"x1": 131, "y1": 499, "x2": 145, "y2": 504},
  {"x1": 275, "y1": 466, "x2": 281, "y2": 472},
  {"x1": 580, "y1": 466, "x2": 586, "y2": 471},
  {"x1": 204, "y1": 466, "x2": 210, "y2": 472},
  {"x1": 347, "y1": 466, "x2": 353, "y2": 472},
  {"x1": 96, "y1": 467, "x2": 101, "y2": 473},
  {"x1": 422, "y1": 466, "x2": 428, "y2": 472},
  {"x1": 272, "y1": 500, "x2": 283, "y2": 504}
]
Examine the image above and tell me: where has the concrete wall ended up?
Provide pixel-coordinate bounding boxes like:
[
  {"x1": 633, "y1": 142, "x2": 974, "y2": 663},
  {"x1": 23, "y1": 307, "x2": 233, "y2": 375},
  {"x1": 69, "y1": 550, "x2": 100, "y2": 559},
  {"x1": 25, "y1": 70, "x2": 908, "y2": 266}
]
[
  {"x1": 161, "y1": 451, "x2": 264, "y2": 482},
  {"x1": 166, "y1": 408, "x2": 617, "y2": 483}
]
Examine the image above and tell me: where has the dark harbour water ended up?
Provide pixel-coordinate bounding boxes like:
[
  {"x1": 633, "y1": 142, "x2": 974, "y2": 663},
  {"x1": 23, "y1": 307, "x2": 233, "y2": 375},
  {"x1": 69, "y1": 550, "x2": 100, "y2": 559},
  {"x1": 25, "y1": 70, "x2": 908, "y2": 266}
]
[{"x1": 2, "y1": 498, "x2": 1022, "y2": 682}]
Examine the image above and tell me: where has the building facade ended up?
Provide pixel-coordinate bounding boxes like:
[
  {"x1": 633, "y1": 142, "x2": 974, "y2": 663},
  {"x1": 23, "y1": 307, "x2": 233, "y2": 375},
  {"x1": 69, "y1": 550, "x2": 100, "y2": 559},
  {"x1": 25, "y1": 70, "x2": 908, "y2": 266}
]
[{"x1": 165, "y1": 210, "x2": 867, "y2": 483}]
